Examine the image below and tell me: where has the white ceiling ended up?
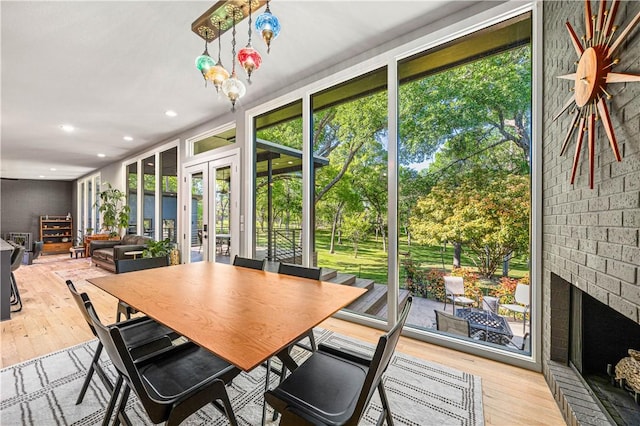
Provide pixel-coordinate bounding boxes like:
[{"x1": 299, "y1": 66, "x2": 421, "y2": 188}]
[{"x1": 1, "y1": 1, "x2": 476, "y2": 181}]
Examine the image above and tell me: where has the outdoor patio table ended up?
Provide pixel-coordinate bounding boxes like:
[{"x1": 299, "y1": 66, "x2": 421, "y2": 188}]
[{"x1": 455, "y1": 307, "x2": 513, "y2": 345}]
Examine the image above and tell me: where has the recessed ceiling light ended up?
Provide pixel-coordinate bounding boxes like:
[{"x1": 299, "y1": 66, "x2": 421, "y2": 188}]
[
  {"x1": 165, "y1": 110, "x2": 177, "y2": 117},
  {"x1": 97, "y1": 153, "x2": 106, "y2": 158},
  {"x1": 59, "y1": 124, "x2": 74, "y2": 132},
  {"x1": 39, "y1": 175, "x2": 45, "y2": 178},
  {"x1": 50, "y1": 168, "x2": 57, "y2": 171},
  {"x1": 123, "y1": 136, "x2": 133, "y2": 141}
]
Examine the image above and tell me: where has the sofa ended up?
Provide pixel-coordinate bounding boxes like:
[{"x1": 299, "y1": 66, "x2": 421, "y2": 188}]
[{"x1": 90, "y1": 234, "x2": 152, "y2": 273}]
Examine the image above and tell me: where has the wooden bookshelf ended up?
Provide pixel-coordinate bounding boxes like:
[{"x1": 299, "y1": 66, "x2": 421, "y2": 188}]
[{"x1": 40, "y1": 215, "x2": 73, "y2": 255}]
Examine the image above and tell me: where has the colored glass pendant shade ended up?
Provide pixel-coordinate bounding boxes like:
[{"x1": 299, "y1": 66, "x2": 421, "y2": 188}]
[
  {"x1": 222, "y1": 71, "x2": 246, "y2": 111},
  {"x1": 195, "y1": 39, "x2": 215, "y2": 84},
  {"x1": 255, "y1": 2, "x2": 280, "y2": 53},
  {"x1": 205, "y1": 63, "x2": 230, "y2": 93},
  {"x1": 237, "y1": 46, "x2": 262, "y2": 82}
]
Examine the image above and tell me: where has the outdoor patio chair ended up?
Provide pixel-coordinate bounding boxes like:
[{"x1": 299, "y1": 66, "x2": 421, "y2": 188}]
[
  {"x1": 65, "y1": 280, "x2": 177, "y2": 406},
  {"x1": 443, "y1": 276, "x2": 475, "y2": 314},
  {"x1": 435, "y1": 309, "x2": 481, "y2": 339},
  {"x1": 265, "y1": 297, "x2": 412, "y2": 426},
  {"x1": 232, "y1": 255, "x2": 266, "y2": 270},
  {"x1": 84, "y1": 300, "x2": 240, "y2": 426},
  {"x1": 500, "y1": 283, "x2": 530, "y2": 333}
]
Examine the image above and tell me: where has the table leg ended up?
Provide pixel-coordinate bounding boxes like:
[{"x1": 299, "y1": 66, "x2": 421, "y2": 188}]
[{"x1": 275, "y1": 347, "x2": 299, "y2": 373}]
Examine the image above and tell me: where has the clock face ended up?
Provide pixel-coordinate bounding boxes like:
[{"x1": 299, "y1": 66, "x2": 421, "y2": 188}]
[
  {"x1": 574, "y1": 47, "x2": 601, "y2": 107},
  {"x1": 554, "y1": 0, "x2": 640, "y2": 189}
]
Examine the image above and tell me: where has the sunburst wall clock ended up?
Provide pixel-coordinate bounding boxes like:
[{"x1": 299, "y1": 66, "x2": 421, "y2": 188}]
[{"x1": 554, "y1": 0, "x2": 640, "y2": 189}]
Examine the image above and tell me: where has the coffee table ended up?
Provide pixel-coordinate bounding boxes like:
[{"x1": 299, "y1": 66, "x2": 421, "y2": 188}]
[
  {"x1": 69, "y1": 246, "x2": 85, "y2": 258},
  {"x1": 123, "y1": 250, "x2": 143, "y2": 259}
]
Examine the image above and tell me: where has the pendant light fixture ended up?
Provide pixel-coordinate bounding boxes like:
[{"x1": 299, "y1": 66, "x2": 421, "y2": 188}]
[
  {"x1": 255, "y1": 0, "x2": 280, "y2": 53},
  {"x1": 237, "y1": 0, "x2": 262, "y2": 83},
  {"x1": 205, "y1": 18, "x2": 230, "y2": 93},
  {"x1": 222, "y1": 9, "x2": 246, "y2": 111},
  {"x1": 194, "y1": 30, "x2": 215, "y2": 85}
]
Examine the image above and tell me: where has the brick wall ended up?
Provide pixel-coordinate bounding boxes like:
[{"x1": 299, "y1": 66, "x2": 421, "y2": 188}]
[{"x1": 542, "y1": 1, "x2": 640, "y2": 423}]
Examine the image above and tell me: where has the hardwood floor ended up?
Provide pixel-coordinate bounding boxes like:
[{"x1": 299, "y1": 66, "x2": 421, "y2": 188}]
[{"x1": 1, "y1": 255, "x2": 565, "y2": 425}]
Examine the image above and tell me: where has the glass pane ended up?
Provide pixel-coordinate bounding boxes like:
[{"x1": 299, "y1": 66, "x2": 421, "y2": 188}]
[
  {"x1": 312, "y1": 67, "x2": 388, "y2": 320},
  {"x1": 161, "y1": 147, "x2": 178, "y2": 244},
  {"x1": 127, "y1": 162, "x2": 138, "y2": 235},
  {"x1": 143, "y1": 155, "x2": 156, "y2": 238},
  {"x1": 94, "y1": 176, "x2": 101, "y2": 232},
  {"x1": 214, "y1": 166, "x2": 231, "y2": 263},
  {"x1": 190, "y1": 172, "x2": 204, "y2": 263},
  {"x1": 193, "y1": 128, "x2": 235, "y2": 155},
  {"x1": 87, "y1": 179, "x2": 93, "y2": 231},
  {"x1": 254, "y1": 100, "x2": 303, "y2": 264},
  {"x1": 80, "y1": 182, "x2": 86, "y2": 236},
  {"x1": 398, "y1": 16, "x2": 532, "y2": 354}
]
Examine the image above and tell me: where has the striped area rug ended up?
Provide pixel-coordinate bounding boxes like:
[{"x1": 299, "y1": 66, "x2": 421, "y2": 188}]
[{"x1": 1, "y1": 329, "x2": 483, "y2": 425}]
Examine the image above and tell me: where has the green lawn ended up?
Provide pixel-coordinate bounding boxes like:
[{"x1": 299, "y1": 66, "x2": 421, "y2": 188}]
[{"x1": 315, "y1": 230, "x2": 528, "y2": 284}]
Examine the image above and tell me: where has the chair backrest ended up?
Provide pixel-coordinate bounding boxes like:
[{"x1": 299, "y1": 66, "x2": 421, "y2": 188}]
[
  {"x1": 65, "y1": 280, "x2": 99, "y2": 336},
  {"x1": 351, "y1": 297, "x2": 412, "y2": 425},
  {"x1": 32, "y1": 241, "x2": 44, "y2": 261},
  {"x1": 233, "y1": 255, "x2": 266, "y2": 270},
  {"x1": 10, "y1": 245, "x2": 25, "y2": 272},
  {"x1": 514, "y1": 283, "x2": 530, "y2": 306},
  {"x1": 444, "y1": 276, "x2": 464, "y2": 295},
  {"x1": 84, "y1": 300, "x2": 163, "y2": 422},
  {"x1": 277, "y1": 262, "x2": 321, "y2": 280},
  {"x1": 435, "y1": 309, "x2": 470, "y2": 337}
]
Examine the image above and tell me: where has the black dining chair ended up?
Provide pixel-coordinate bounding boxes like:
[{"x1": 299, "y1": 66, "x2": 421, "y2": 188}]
[
  {"x1": 232, "y1": 255, "x2": 266, "y2": 270},
  {"x1": 65, "y1": 280, "x2": 177, "y2": 406},
  {"x1": 265, "y1": 296, "x2": 413, "y2": 426},
  {"x1": 84, "y1": 299, "x2": 240, "y2": 426},
  {"x1": 9, "y1": 244, "x2": 25, "y2": 312},
  {"x1": 277, "y1": 262, "x2": 322, "y2": 353}
]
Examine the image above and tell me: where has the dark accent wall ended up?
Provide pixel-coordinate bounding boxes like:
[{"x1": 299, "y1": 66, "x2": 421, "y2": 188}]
[
  {"x1": 543, "y1": 1, "x2": 640, "y2": 423},
  {"x1": 0, "y1": 179, "x2": 74, "y2": 245}
]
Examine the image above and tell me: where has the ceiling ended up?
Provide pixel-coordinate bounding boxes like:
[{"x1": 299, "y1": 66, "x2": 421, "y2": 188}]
[{"x1": 1, "y1": 1, "x2": 477, "y2": 181}]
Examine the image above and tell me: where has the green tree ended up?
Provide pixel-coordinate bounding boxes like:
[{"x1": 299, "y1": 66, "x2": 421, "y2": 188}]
[
  {"x1": 342, "y1": 211, "x2": 370, "y2": 258},
  {"x1": 399, "y1": 46, "x2": 531, "y2": 166},
  {"x1": 410, "y1": 173, "x2": 530, "y2": 278}
]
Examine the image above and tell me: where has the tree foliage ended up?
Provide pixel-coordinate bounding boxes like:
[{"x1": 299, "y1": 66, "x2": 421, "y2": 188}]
[
  {"x1": 399, "y1": 46, "x2": 531, "y2": 166},
  {"x1": 409, "y1": 172, "x2": 530, "y2": 278}
]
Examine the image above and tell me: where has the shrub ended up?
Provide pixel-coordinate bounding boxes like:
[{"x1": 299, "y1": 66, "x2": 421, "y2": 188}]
[
  {"x1": 424, "y1": 268, "x2": 446, "y2": 301},
  {"x1": 401, "y1": 256, "x2": 428, "y2": 297}
]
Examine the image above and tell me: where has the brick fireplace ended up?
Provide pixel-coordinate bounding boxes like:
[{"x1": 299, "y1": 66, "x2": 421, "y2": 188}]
[{"x1": 542, "y1": 1, "x2": 640, "y2": 424}]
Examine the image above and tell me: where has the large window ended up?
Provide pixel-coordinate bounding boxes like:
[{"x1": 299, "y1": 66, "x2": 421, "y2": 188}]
[
  {"x1": 125, "y1": 144, "x2": 178, "y2": 242},
  {"x1": 126, "y1": 162, "x2": 138, "y2": 235},
  {"x1": 253, "y1": 101, "x2": 304, "y2": 263},
  {"x1": 312, "y1": 67, "x2": 389, "y2": 320},
  {"x1": 77, "y1": 173, "x2": 100, "y2": 241},
  {"x1": 161, "y1": 147, "x2": 178, "y2": 243},
  {"x1": 398, "y1": 15, "x2": 532, "y2": 353}
]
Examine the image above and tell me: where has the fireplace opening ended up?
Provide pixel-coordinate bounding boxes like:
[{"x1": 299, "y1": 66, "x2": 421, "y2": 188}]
[{"x1": 570, "y1": 287, "x2": 640, "y2": 425}]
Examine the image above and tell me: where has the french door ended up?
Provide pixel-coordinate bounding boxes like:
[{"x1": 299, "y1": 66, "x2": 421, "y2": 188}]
[{"x1": 184, "y1": 154, "x2": 239, "y2": 263}]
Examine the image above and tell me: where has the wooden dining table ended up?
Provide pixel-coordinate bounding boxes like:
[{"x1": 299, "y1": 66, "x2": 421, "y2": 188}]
[{"x1": 87, "y1": 262, "x2": 366, "y2": 372}]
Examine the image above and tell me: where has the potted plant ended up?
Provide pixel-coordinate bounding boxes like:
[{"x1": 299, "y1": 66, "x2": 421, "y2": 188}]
[
  {"x1": 116, "y1": 238, "x2": 172, "y2": 274},
  {"x1": 142, "y1": 238, "x2": 172, "y2": 259},
  {"x1": 97, "y1": 183, "x2": 130, "y2": 237}
]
